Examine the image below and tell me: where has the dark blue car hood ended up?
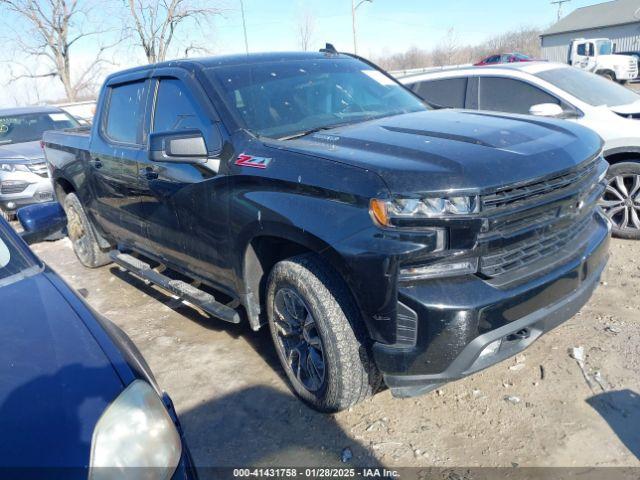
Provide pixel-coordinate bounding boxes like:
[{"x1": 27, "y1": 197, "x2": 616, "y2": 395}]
[
  {"x1": 0, "y1": 271, "x2": 123, "y2": 468},
  {"x1": 276, "y1": 109, "x2": 603, "y2": 195}
]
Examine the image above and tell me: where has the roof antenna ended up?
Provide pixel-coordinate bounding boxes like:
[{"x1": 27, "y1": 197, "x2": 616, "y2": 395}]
[{"x1": 320, "y1": 43, "x2": 338, "y2": 55}]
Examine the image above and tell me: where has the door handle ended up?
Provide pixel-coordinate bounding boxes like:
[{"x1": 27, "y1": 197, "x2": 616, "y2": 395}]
[{"x1": 90, "y1": 158, "x2": 103, "y2": 169}]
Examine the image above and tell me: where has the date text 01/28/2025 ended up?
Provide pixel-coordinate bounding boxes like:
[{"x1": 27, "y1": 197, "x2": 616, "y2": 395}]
[{"x1": 232, "y1": 468, "x2": 400, "y2": 478}]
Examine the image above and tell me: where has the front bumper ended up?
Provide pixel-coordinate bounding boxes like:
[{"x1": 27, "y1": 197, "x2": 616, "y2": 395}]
[
  {"x1": 374, "y1": 211, "x2": 610, "y2": 398},
  {"x1": 0, "y1": 171, "x2": 53, "y2": 213}
]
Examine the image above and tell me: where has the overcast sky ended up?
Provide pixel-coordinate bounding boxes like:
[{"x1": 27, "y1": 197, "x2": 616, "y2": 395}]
[{"x1": 0, "y1": 0, "x2": 605, "y2": 107}]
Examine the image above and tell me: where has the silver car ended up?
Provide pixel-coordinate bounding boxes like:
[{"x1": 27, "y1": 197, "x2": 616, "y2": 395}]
[{"x1": 0, "y1": 107, "x2": 80, "y2": 220}]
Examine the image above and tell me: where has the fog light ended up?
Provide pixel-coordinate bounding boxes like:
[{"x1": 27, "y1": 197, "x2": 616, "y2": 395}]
[
  {"x1": 6, "y1": 202, "x2": 15, "y2": 210},
  {"x1": 399, "y1": 259, "x2": 478, "y2": 281},
  {"x1": 478, "y1": 339, "x2": 502, "y2": 359}
]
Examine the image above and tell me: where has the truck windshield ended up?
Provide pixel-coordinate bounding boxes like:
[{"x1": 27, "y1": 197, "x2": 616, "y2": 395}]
[
  {"x1": 536, "y1": 67, "x2": 640, "y2": 107},
  {"x1": 596, "y1": 40, "x2": 613, "y2": 55},
  {"x1": 0, "y1": 222, "x2": 35, "y2": 286},
  {"x1": 0, "y1": 112, "x2": 79, "y2": 145},
  {"x1": 205, "y1": 57, "x2": 426, "y2": 139}
]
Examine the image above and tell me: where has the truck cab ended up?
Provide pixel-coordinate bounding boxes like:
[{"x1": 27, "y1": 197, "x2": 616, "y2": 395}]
[{"x1": 568, "y1": 38, "x2": 638, "y2": 83}]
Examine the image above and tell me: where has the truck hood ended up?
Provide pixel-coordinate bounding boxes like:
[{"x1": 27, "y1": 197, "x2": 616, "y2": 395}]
[
  {"x1": 609, "y1": 100, "x2": 640, "y2": 115},
  {"x1": 273, "y1": 110, "x2": 602, "y2": 195},
  {"x1": 0, "y1": 141, "x2": 45, "y2": 163},
  {"x1": 0, "y1": 272, "x2": 123, "y2": 467}
]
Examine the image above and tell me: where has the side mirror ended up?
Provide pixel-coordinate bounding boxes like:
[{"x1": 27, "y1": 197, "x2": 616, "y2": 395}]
[
  {"x1": 17, "y1": 202, "x2": 67, "y2": 245},
  {"x1": 149, "y1": 130, "x2": 208, "y2": 163},
  {"x1": 529, "y1": 103, "x2": 564, "y2": 118}
]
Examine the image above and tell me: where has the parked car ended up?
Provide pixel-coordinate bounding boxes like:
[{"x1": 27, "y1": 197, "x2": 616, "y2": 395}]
[
  {"x1": 0, "y1": 203, "x2": 195, "y2": 478},
  {"x1": 400, "y1": 61, "x2": 640, "y2": 239},
  {"x1": 567, "y1": 38, "x2": 637, "y2": 83},
  {"x1": 0, "y1": 106, "x2": 80, "y2": 222},
  {"x1": 474, "y1": 52, "x2": 534, "y2": 66},
  {"x1": 44, "y1": 51, "x2": 610, "y2": 412}
]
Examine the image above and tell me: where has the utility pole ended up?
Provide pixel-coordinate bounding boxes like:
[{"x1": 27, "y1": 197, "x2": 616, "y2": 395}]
[
  {"x1": 351, "y1": 0, "x2": 372, "y2": 55},
  {"x1": 551, "y1": 0, "x2": 571, "y2": 22},
  {"x1": 240, "y1": 0, "x2": 249, "y2": 54}
]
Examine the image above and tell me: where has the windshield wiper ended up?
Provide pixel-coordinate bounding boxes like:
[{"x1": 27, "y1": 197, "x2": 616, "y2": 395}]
[{"x1": 278, "y1": 122, "x2": 355, "y2": 141}]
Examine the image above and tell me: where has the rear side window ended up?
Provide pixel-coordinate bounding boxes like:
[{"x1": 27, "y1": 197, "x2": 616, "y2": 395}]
[
  {"x1": 152, "y1": 79, "x2": 206, "y2": 133},
  {"x1": 104, "y1": 81, "x2": 148, "y2": 144},
  {"x1": 411, "y1": 77, "x2": 468, "y2": 109},
  {"x1": 478, "y1": 77, "x2": 561, "y2": 114}
]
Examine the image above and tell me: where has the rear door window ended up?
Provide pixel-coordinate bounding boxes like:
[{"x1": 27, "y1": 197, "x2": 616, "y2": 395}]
[
  {"x1": 104, "y1": 81, "x2": 149, "y2": 144},
  {"x1": 478, "y1": 77, "x2": 562, "y2": 114},
  {"x1": 411, "y1": 77, "x2": 468, "y2": 109}
]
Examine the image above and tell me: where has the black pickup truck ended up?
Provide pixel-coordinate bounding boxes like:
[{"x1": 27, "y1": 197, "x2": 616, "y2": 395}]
[{"x1": 44, "y1": 51, "x2": 611, "y2": 412}]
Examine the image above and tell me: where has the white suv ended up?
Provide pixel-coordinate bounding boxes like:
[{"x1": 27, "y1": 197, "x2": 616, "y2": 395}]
[{"x1": 401, "y1": 62, "x2": 640, "y2": 239}]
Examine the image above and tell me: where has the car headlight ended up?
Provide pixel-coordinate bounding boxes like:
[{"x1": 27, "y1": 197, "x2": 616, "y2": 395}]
[
  {"x1": 0, "y1": 163, "x2": 29, "y2": 173},
  {"x1": 89, "y1": 380, "x2": 182, "y2": 480},
  {"x1": 370, "y1": 195, "x2": 480, "y2": 227}
]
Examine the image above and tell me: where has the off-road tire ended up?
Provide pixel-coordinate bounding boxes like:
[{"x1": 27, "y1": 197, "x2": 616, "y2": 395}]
[
  {"x1": 602, "y1": 161, "x2": 640, "y2": 240},
  {"x1": 0, "y1": 209, "x2": 11, "y2": 223},
  {"x1": 266, "y1": 254, "x2": 379, "y2": 412},
  {"x1": 63, "y1": 192, "x2": 111, "y2": 268}
]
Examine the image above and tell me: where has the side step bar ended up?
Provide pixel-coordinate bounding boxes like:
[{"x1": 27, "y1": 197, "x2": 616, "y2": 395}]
[{"x1": 109, "y1": 251, "x2": 241, "y2": 324}]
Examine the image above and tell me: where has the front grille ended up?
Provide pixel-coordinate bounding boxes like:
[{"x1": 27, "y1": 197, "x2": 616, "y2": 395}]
[
  {"x1": 481, "y1": 159, "x2": 599, "y2": 211},
  {"x1": 477, "y1": 158, "x2": 602, "y2": 280},
  {"x1": 479, "y1": 214, "x2": 592, "y2": 277},
  {"x1": 0, "y1": 182, "x2": 29, "y2": 194},
  {"x1": 27, "y1": 162, "x2": 49, "y2": 178}
]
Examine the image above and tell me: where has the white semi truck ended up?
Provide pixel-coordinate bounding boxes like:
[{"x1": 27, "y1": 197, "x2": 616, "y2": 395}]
[{"x1": 568, "y1": 38, "x2": 638, "y2": 83}]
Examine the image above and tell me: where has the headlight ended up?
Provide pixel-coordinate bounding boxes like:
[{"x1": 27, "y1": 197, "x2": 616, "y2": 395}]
[
  {"x1": 0, "y1": 163, "x2": 29, "y2": 173},
  {"x1": 90, "y1": 380, "x2": 182, "y2": 480},
  {"x1": 370, "y1": 195, "x2": 480, "y2": 227}
]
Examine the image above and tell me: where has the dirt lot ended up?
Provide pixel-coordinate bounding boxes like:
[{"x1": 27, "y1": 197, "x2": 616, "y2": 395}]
[{"x1": 31, "y1": 237, "x2": 640, "y2": 469}]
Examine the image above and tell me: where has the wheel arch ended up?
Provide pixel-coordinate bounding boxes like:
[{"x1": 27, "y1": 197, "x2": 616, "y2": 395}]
[
  {"x1": 596, "y1": 69, "x2": 616, "y2": 81},
  {"x1": 53, "y1": 176, "x2": 76, "y2": 202},
  {"x1": 604, "y1": 147, "x2": 640, "y2": 166},
  {"x1": 240, "y1": 226, "x2": 359, "y2": 332}
]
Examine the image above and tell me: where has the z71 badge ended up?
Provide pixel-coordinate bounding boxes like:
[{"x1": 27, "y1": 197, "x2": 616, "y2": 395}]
[{"x1": 235, "y1": 153, "x2": 272, "y2": 169}]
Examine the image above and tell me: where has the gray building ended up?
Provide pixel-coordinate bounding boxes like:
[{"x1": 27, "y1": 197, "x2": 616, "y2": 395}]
[{"x1": 541, "y1": 0, "x2": 640, "y2": 62}]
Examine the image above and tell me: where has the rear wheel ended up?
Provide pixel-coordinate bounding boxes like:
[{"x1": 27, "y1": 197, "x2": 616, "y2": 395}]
[
  {"x1": 63, "y1": 193, "x2": 111, "y2": 267},
  {"x1": 600, "y1": 162, "x2": 640, "y2": 240},
  {"x1": 266, "y1": 254, "x2": 378, "y2": 412},
  {"x1": 0, "y1": 209, "x2": 11, "y2": 223}
]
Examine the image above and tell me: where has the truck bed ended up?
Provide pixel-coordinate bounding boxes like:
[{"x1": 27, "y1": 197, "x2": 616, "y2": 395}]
[{"x1": 44, "y1": 127, "x2": 91, "y2": 153}]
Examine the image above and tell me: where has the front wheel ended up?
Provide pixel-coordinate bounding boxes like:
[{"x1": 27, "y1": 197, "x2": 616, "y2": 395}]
[
  {"x1": 266, "y1": 254, "x2": 378, "y2": 412},
  {"x1": 600, "y1": 162, "x2": 640, "y2": 239},
  {"x1": 599, "y1": 71, "x2": 616, "y2": 82},
  {"x1": 63, "y1": 193, "x2": 112, "y2": 267}
]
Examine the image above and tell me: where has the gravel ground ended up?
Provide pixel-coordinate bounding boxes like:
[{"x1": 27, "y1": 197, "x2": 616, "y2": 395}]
[{"x1": 31, "y1": 237, "x2": 640, "y2": 470}]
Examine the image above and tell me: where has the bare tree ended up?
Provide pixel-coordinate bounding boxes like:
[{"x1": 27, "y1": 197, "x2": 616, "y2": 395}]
[
  {"x1": 297, "y1": 9, "x2": 315, "y2": 52},
  {"x1": 0, "y1": 0, "x2": 115, "y2": 101},
  {"x1": 125, "y1": 0, "x2": 221, "y2": 63},
  {"x1": 431, "y1": 28, "x2": 460, "y2": 67}
]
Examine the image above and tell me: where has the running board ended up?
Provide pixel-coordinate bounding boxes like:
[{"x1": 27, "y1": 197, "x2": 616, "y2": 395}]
[{"x1": 109, "y1": 251, "x2": 241, "y2": 324}]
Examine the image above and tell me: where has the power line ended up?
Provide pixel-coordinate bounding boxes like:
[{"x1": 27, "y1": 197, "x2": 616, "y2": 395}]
[{"x1": 551, "y1": 0, "x2": 572, "y2": 22}]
